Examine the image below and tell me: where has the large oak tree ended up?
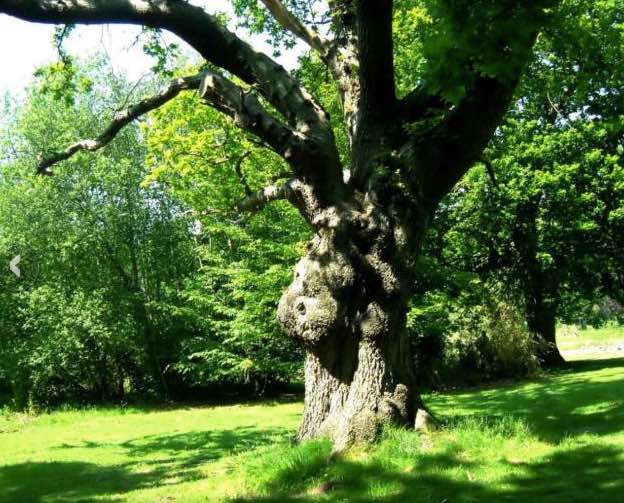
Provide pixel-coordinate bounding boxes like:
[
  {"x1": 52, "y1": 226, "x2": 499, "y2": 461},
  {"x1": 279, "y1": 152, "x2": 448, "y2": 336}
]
[{"x1": 0, "y1": 0, "x2": 555, "y2": 449}]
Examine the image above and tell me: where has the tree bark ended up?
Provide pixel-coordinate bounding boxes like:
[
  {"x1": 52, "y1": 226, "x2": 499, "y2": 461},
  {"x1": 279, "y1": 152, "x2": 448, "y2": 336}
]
[
  {"x1": 278, "y1": 192, "x2": 428, "y2": 449},
  {"x1": 526, "y1": 298, "x2": 566, "y2": 368}
]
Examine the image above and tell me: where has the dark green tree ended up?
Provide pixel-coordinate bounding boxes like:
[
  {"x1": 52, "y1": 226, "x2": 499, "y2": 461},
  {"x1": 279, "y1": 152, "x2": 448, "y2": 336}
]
[
  {"x1": 0, "y1": 59, "x2": 196, "y2": 405},
  {"x1": 434, "y1": 0, "x2": 624, "y2": 367}
]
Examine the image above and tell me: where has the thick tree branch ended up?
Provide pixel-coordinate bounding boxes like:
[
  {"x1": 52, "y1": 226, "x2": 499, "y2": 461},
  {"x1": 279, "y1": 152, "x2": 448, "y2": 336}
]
[
  {"x1": 259, "y1": 0, "x2": 329, "y2": 57},
  {"x1": 199, "y1": 69, "x2": 344, "y2": 207},
  {"x1": 398, "y1": 14, "x2": 542, "y2": 206},
  {"x1": 0, "y1": 1, "x2": 332, "y2": 139},
  {"x1": 198, "y1": 70, "x2": 301, "y2": 161},
  {"x1": 409, "y1": 75, "x2": 520, "y2": 205},
  {"x1": 235, "y1": 179, "x2": 296, "y2": 213},
  {"x1": 326, "y1": 0, "x2": 397, "y2": 188},
  {"x1": 1, "y1": 0, "x2": 345, "y2": 201},
  {"x1": 437, "y1": 73, "x2": 527, "y2": 197},
  {"x1": 354, "y1": 0, "x2": 395, "y2": 118},
  {"x1": 37, "y1": 74, "x2": 202, "y2": 173}
]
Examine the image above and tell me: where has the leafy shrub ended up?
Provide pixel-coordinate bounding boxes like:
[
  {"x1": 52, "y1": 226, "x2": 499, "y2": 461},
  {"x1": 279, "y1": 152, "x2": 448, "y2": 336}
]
[
  {"x1": 409, "y1": 281, "x2": 539, "y2": 389},
  {"x1": 12, "y1": 287, "x2": 150, "y2": 410}
]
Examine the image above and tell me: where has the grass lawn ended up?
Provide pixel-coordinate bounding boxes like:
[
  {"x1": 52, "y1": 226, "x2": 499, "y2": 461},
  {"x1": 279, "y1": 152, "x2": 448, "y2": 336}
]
[
  {"x1": 558, "y1": 324, "x2": 624, "y2": 359},
  {"x1": 1, "y1": 341, "x2": 623, "y2": 501}
]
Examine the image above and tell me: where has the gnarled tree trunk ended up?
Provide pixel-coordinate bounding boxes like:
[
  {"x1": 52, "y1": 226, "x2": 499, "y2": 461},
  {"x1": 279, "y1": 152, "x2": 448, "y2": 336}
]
[{"x1": 278, "y1": 193, "x2": 428, "y2": 449}]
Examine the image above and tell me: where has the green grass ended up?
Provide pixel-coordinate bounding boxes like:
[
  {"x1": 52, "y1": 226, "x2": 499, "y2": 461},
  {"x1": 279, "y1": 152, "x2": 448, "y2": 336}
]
[{"x1": 1, "y1": 352, "x2": 623, "y2": 501}]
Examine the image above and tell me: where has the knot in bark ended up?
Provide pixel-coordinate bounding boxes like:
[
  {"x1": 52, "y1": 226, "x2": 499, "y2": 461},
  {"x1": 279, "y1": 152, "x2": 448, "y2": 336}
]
[
  {"x1": 360, "y1": 301, "x2": 391, "y2": 340},
  {"x1": 278, "y1": 247, "x2": 356, "y2": 348}
]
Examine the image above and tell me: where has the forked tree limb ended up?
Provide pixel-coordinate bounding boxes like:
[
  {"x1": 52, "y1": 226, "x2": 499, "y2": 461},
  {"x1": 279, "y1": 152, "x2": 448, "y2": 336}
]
[{"x1": 198, "y1": 70, "x2": 301, "y2": 160}]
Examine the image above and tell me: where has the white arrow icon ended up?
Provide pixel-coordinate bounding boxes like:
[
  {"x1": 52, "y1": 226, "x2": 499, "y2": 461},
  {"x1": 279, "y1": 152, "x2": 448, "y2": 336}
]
[{"x1": 10, "y1": 255, "x2": 20, "y2": 278}]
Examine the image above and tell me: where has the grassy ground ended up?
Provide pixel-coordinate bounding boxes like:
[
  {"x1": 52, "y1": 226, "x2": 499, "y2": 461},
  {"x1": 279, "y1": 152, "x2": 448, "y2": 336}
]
[
  {"x1": 1, "y1": 332, "x2": 623, "y2": 502},
  {"x1": 558, "y1": 324, "x2": 624, "y2": 360}
]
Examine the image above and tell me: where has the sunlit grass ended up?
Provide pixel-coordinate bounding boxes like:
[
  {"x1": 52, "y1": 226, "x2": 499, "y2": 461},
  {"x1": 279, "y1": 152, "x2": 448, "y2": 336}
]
[
  {"x1": 234, "y1": 358, "x2": 624, "y2": 502},
  {"x1": 558, "y1": 324, "x2": 624, "y2": 360}
]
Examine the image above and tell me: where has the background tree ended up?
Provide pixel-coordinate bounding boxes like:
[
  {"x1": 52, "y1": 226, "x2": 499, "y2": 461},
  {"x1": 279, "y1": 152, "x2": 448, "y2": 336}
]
[
  {"x1": 429, "y1": 0, "x2": 624, "y2": 368},
  {"x1": 143, "y1": 80, "x2": 310, "y2": 394},
  {"x1": 0, "y1": 59, "x2": 197, "y2": 407},
  {"x1": 0, "y1": 0, "x2": 556, "y2": 448}
]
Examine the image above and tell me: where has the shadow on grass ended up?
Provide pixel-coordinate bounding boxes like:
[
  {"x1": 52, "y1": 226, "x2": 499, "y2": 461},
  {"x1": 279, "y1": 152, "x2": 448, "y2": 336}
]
[
  {"x1": 2, "y1": 360, "x2": 622, "y2": 502},
  {"x1": 233, "y1": 357, "x2": 624, "y2": 502},
  {"x1": 232, "y1": 443, "x2": 624, "y2": 502},
  {"x1": 0, "y1": 461, "x2": 160, "y2": 503},
  {"x1": 431, "y1": 357, "x2": 624, "y2": 443},
  {"x1": 0, "y1": 425, "x2": 292, "y2": 503}
]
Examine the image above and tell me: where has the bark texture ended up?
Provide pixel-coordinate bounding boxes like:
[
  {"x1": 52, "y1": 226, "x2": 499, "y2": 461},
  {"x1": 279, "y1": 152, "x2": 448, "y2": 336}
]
[{"x1": 278, "y1": 192, "x2": 429, "y2": 449}]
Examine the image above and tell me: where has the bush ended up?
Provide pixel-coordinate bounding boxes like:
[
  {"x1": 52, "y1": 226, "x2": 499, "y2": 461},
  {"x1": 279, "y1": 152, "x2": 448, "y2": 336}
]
[
  {"x1": 409, "y1": 283, "x2": 539, "y2": 389},
  {"x1": 10, "y1": 287, "x2": 153, "y2": 410}
]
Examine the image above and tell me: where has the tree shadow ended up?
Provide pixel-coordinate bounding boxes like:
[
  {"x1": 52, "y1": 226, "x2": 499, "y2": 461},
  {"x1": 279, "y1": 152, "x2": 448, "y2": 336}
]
[
  {"x1": 118, "y1": 425, "x2": 291, "y2": 469},
  {"x1": 232, "y1": 443, "x2": 624, "y2": 502},
  {"x1": 1, "y1": 425, "x2": 292, "y2": 503},
  {"x1": 0, "y1": 461, "x2": 162, "y2": 503},
  {"x1": 232, "y1": 358, "x2": 624, "y2": 502},
  {"x1": 565, "y1": 356, "x2": 624, "y2": 372}
]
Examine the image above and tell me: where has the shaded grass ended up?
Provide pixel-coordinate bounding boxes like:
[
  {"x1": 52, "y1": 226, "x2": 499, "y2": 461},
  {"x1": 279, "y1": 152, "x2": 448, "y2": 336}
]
[
  {"x1": 0, "y1": 358, "x2": 622, "y2": 502},
  {"x1": 235, "y1": 357, "x2": 624, "y2": 502}
]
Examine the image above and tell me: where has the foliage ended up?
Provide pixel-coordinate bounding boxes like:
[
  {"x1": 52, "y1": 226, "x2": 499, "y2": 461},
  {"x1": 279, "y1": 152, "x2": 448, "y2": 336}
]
[
  {"x1": 0, "y1": 59, "x2": 197, "y2": 407},
  {"x1": 143, "y1": 76, "x2": 309, "y2": 392},
  {"x1": 411, "y1": 0, "x2": 624, "y2": 365},
  {"x1": 408, "y1": 266, "x2": 538, "y2": 388}
]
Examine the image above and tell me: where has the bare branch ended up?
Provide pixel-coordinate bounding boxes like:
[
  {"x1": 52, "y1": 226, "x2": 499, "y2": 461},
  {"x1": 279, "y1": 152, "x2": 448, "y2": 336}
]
[
  {"x1": 37, "y1": 74, "x2": 202, "y2": 174},
  {"x1": 260, "y1": 0, "x2": 329, "y2": 57}
]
